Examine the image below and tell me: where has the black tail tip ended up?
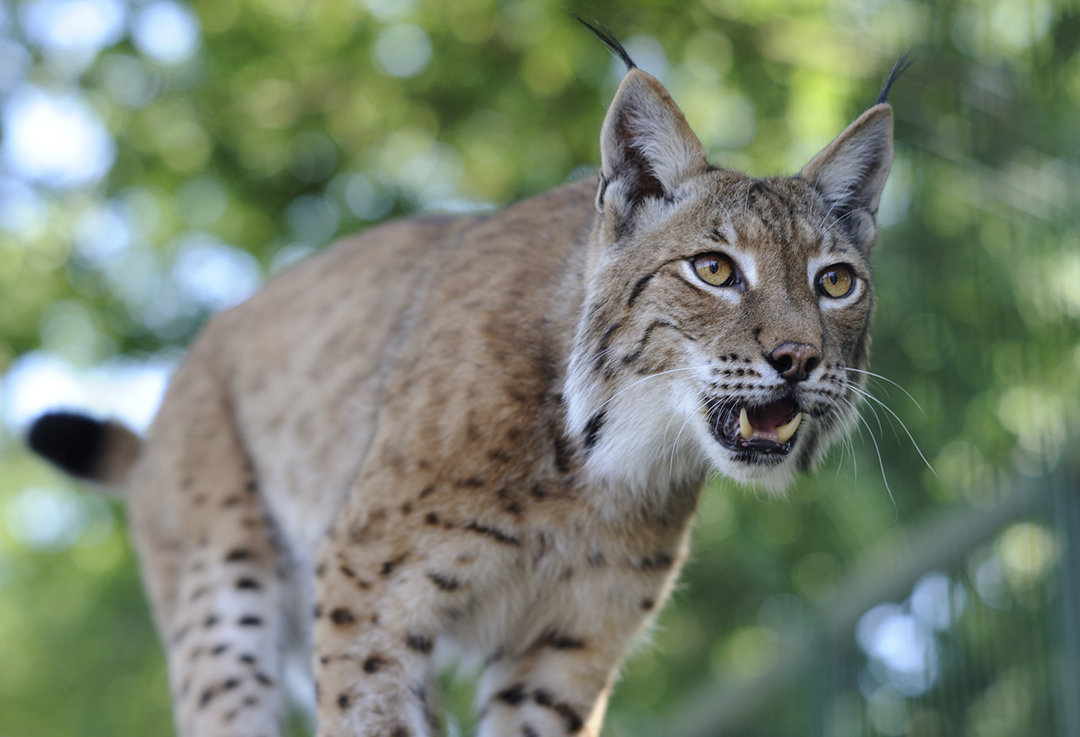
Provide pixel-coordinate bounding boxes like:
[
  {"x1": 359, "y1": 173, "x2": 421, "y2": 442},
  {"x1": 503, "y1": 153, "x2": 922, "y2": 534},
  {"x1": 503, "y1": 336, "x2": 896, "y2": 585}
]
[{"x1": 27, "y1": 411, "x2": 107, "y2": 479}]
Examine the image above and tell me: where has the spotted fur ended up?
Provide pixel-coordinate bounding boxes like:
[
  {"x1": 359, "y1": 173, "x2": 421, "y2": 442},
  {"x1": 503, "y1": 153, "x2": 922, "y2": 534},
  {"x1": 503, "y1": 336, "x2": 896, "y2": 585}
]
[{"x1": 29, "y1": 33, "x2": 899, "y2": 737}]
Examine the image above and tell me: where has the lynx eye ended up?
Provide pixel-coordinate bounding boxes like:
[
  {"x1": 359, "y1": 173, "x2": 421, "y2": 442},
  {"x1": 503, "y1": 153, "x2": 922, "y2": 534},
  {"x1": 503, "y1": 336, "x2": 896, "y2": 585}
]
[
  {"x1": 692, "y1": 253, "x2": 736, "y2": 287},
  {"x1": 817, "y1": 264, "x2": 855, "y2": 299}
]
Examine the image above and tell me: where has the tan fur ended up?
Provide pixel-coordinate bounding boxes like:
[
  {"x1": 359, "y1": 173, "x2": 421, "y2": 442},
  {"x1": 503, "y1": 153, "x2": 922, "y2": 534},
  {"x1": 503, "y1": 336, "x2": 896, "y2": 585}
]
[{"x1": 35, "y1": 61, "x2": 895, "y2": 737}]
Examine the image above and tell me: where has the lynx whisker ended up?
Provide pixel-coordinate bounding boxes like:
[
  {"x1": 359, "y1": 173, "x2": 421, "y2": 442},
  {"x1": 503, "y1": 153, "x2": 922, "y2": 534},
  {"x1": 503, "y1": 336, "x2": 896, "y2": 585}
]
[
  {"x1": 841, "y1": 366, "x2": 924, "y2": 413},
  {"x1": 843, "y1": 380, "x2": 935, "y2": 475},
  {"x1": 838, "y1": 395, "x2": 898, "y2": 513},
  {"x1": 595, "y1": 364, "x2": 712, "y2": 415}
]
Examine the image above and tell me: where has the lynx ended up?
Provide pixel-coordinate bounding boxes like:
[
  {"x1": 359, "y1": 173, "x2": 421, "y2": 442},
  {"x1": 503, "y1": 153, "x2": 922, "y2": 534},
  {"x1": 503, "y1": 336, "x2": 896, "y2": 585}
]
[{"x1": 29, "y1": 24, "x2": 904, "y2": 737}]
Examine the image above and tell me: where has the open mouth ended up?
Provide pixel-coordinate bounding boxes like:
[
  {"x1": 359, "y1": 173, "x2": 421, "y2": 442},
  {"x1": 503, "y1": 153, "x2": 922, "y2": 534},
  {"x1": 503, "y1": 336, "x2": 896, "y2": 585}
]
[{"x1": 708, "y1": 394, "x2": 803, "y2": 459}]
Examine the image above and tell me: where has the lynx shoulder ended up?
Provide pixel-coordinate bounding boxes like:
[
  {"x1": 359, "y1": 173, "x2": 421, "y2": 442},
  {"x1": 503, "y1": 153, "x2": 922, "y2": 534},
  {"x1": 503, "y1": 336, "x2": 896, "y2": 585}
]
[{"x1": 28, "y1": 26, "x2": 905, "y2": 737}]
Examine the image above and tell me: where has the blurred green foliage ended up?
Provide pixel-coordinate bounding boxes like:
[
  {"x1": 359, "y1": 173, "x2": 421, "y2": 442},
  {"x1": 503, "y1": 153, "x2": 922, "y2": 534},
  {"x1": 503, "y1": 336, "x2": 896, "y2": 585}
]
[{"x1": 1, "y1": 0, "x2": 1078, "y2": 735}]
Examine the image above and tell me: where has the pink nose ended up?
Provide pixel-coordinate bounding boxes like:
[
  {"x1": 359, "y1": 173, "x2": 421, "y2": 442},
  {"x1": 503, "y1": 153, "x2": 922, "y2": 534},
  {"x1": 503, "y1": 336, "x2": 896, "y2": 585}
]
[{"x1": 766, "y1": 342, "x2": 821, "y2": 382}]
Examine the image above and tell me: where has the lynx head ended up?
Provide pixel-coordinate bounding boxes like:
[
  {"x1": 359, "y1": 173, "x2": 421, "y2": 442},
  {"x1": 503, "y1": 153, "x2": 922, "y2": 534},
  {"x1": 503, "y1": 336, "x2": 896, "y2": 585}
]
[{"x1": 566, "y1": 38, "x2": 900, "y2": 495}]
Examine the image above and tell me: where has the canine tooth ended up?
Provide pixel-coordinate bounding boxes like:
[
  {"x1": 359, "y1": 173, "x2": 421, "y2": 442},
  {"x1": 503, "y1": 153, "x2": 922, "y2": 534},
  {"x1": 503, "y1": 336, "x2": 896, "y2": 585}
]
[
  {"x1": 739, "y1": 407, "x2": 753, "y2": 439},
  {"x1": 776, "y1": 412, "x2": 803, "y2": 443}
]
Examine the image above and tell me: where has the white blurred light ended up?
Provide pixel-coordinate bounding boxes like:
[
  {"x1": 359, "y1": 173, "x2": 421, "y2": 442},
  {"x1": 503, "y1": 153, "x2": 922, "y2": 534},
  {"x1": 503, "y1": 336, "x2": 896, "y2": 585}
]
[
  {"x1": 856, "y1": 603, "x2": 938, "y2": 696},
  {"x1": 1, "y1": 86, "x2": 115, "y2": 188},
  {"x1": 74, "y1": 199, "x2": 134, "y2": 265},
  {"x1": 131, "y1": 0, "x2": 201, "y2": 65},
  {"x1": 171, "y1": 234, "x2": 262, "y2": 311},
  {"x1": 911, "y1": 571, "x2": 966, "y2": 631},
  {"x1": 373, "y1": 24, "x2": 432, "y2": 78},
  {"x1": 21, "y1": 0, "x2": 126, "y2": 54}
]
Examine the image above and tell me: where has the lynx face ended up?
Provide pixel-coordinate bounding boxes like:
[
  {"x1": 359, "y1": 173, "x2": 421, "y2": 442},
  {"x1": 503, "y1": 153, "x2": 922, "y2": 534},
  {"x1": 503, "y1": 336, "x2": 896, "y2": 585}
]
[{"x1": 566, "y1": 69, "x2": 892, "y2": 494}]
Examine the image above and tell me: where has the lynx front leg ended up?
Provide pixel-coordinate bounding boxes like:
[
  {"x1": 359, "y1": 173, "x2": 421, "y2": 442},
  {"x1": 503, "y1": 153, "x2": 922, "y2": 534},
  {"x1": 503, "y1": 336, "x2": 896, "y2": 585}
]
[
  {"x1": 479, "y1": 645, "x2": 616, "y2": 737},
  {"x1": 311, "y1": 537, "x2": 446, "y2": 737},
  {"x1": 476, "y1": 533, "x2": 691, "y2": 737}
]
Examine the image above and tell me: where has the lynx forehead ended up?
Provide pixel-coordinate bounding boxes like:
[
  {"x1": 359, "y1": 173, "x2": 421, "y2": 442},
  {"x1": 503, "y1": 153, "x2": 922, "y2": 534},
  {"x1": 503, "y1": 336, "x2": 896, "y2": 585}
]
[{"x1": 28, "y1": 23, "x2": 904, "y2": 737}]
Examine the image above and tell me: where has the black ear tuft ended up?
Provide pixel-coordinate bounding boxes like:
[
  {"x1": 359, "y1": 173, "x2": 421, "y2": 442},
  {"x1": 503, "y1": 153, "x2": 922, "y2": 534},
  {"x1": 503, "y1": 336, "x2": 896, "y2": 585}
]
[
  {"x1": 570, "y1": 13, "x2": 637, "y2": 72},
  {"x1": 877, "y1": 52, "x2": 914, "y2": 105},
  {"x1": 27, "y1": 411, "x2": 107, "y2": 479}
]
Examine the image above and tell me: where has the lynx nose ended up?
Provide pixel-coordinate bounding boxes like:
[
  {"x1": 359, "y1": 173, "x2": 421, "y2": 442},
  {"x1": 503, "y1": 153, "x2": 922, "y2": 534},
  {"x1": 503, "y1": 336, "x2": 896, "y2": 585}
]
[{"x1": 766, "y1": 342, "x2": 821, "y2": 382}]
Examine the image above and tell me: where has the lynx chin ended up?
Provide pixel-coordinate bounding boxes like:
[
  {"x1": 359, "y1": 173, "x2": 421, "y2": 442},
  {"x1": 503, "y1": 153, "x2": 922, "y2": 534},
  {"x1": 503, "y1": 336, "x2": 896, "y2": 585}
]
[{"x1": 28, "y1": 22, "x2": 906, "y2": 737}]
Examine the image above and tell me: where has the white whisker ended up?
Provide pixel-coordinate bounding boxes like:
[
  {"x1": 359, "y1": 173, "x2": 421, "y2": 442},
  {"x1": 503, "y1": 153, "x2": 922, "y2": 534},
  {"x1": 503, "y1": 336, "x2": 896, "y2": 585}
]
[
  {"x1": 841, "y1": 366, "x2": 924, "y2": 413},
  {"x1": 594, "y1": 364, "x2": 710, "y2": 414},
  {"x1": 844, "y1": 379, "x2": 935, "y2": 475}
]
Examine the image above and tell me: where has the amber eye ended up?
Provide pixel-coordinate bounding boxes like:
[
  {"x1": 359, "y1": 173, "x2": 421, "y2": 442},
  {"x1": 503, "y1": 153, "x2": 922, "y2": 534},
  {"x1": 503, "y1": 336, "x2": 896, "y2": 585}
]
[
  {"x1": 692, "y1": 253, "x2": 736, "y2": 287},
  {"x1": 817, "y1": 264, "x2": 855, "y2": 298}
]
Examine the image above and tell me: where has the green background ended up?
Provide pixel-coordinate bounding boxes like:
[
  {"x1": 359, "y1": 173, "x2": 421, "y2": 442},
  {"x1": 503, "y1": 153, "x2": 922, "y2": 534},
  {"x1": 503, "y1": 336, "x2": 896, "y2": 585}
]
[{"x1": 1, "y1": 0, "x2": 1077, "y2": 735}]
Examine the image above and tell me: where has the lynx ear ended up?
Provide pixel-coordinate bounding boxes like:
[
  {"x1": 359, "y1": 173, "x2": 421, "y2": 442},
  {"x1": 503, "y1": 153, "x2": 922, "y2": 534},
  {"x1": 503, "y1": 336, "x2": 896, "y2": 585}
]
[
  {"x1": 800, "y1": 104, "x2": 894, "y2": 249},
  {"x1": 597, "y1": 69, "x2": 707, "y2": 221}
]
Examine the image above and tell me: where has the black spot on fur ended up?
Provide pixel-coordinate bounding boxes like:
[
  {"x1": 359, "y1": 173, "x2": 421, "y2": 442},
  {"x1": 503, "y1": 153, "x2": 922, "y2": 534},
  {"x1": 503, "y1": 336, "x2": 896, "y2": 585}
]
[
  {"x1": 381, "y1": 553, "x2": 408, "y2": 576},
  {"x1": 198, "y1": 687, "x2": 215, "y2": 708},
  {"x1": 204, "y1": 615, "x2": 220, "y2": 628},
  {"x1": 627, "y1": 272, "x2": 654, "y2": 306},
  {"x1": 464, "y1": 521, "x2": 521, "y2": 546},
  {"x1": 26, "y1": 411, "x2": 106, "y2": 479},
  {"x1": 235, "y1": 577, "x2": 260, "y2": 591},
  {"x1": 363, "y1": 655, "x2": 385, "y2": 673},
  {"x1": 238, "y1": 616, "x2": 263, "y2": 627},
  {"x1": 329, "y1": 608, "x2": 356, "y2": 626},
  {"x1": 533, "y1": 688, "x2": 555, "y2": 707},
  {"x1": 225, "y1": 548, "x2": 253, "y2": 562},
  {"x1": 238, "y1": 653, "x2": 257, "y2": 665},
  {"x1": 211, "y1": 644, "x2": 229, "y2": 656},
  {"x1": 640, "y1": 598, "x2": 655, "y2": 611},
  {"x1": 338, "y1": 693, "x2": 350, "y2": 709},
  {"x1": 522, "y1": 725, "x2": 540, "y2": 737},
  {"x1": 405, "y1": 634, "x2": 432, "y2": 653},
  {"x1": 427, "y1": 571, "x2": 462, "y2": 591},
  {"x1": 551, "y1": 426, "x2": 572, "y2": 473},
  {"x1": 583, "y1": 410, "x2": 605, "y2": 450},
  {"x1": 534, "y1": 629, "x2": 586, "y2": 650},
  {"x1": 637, "y1": 552, "x2": 673, "y2": 570},
  {"x1": 532, "y1": 689, "x2": 584, "y2": 733},
  {"x1": 497, "y1": 683, "x2": 527, "y2": 706}
]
